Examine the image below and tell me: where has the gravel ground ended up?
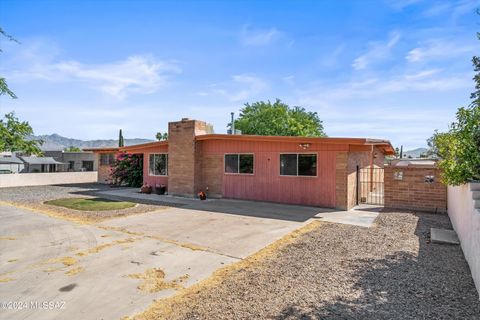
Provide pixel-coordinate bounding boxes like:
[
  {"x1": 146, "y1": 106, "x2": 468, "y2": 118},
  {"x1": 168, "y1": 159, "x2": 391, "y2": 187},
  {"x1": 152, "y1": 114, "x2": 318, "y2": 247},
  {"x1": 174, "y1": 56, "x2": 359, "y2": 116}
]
[
  {"x1": 0, "y1": 184, "x2": 164, "y2": 222},
  {"x1": 136, "y1": 210, "x2": 480, "y2": 320}
]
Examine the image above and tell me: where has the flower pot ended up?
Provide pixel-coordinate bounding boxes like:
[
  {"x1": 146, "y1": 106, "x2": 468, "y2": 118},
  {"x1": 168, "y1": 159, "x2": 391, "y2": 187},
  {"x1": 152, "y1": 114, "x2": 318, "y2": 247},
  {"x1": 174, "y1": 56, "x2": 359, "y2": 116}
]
[
  {"x1": 140, "y1": 185, "x2": 152, "y2": 194},
  {"x1": 155, "y1": 185, "x2": 167, "y2": 195}
]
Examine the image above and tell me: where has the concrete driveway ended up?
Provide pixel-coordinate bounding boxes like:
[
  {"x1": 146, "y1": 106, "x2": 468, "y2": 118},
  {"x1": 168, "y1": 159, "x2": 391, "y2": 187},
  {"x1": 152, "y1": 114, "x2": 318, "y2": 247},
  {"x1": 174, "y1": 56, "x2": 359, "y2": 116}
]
[
  {"x1": 0, "y1": 200, "x2": 312, "y2": 319},
  {"x1": 0, "y1": 187, "x2": 380, "y2": 320}
]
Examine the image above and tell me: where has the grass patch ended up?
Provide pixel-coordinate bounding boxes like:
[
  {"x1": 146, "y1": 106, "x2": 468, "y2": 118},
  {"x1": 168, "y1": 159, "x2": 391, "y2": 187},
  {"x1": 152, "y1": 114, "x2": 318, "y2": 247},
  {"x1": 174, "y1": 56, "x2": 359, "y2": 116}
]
[{"x1": 45, "y1": 198, "x2": 136, "y2": 211}]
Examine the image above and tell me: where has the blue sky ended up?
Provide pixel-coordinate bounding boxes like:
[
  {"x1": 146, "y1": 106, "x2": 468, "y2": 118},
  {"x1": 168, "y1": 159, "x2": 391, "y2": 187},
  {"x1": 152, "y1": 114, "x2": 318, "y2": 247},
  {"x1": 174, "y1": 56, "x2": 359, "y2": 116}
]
[{"x1": 0, "y1": 0, "x2": 479, "y2": 149}]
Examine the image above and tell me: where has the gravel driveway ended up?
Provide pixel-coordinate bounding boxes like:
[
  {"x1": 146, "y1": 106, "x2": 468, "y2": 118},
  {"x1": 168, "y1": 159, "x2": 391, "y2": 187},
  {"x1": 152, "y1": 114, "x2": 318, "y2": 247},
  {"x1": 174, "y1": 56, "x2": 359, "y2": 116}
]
[
  {"x1": 133, "y1": 210, "x2": 480, "y2": 320},
  {"x1": 0, "y1": 184, "x2": 164, "y2": 222}
]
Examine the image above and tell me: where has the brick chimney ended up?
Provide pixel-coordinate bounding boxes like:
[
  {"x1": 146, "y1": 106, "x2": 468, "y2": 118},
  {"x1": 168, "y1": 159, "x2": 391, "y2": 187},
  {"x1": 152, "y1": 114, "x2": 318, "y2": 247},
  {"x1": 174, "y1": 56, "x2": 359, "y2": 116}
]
[{"x1": 167, "y1": 119, "x2": 208, "y2": 197}]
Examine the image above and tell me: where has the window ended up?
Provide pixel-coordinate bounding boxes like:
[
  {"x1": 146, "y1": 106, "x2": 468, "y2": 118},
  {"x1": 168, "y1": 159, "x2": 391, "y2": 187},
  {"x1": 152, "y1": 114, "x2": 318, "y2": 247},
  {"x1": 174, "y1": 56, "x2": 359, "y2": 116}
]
[
  {"x1": 280, "y1": 154, "x2": 317, "y2": 176},
  {"x1": 224, "y1": 154, "x2": 254, "y2": 174},
  {"x1": 82, "y1": 161, "x2": 94, "y2": 172},
  {"x1": 100, "y1": 153, "x2": 115, "y2": 165},
  {"x1": 68, "y1": 161, "x2": 75, "y2": 170},
  {"x1": 149, "y1": 154, "x2": 168, "y2": 176}
]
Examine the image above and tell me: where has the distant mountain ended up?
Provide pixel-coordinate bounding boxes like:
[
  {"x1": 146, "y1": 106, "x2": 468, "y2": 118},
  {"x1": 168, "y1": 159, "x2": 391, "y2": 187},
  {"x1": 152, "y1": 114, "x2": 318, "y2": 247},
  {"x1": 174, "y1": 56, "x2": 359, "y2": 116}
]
[
  {"x1": 403, "y1": 147, "x2": 428, "y2": 158},
  {"x1": 30, "y1": 134, "x2": 153, "y2": 151}
]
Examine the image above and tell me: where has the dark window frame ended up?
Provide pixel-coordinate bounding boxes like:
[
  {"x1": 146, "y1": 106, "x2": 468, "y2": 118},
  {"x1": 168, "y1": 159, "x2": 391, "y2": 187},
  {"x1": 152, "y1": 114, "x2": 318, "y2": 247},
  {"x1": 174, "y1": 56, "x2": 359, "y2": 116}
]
[
  {"x1": 224, "y1": 153, "x2": 254, "y2": 175},
  {"x1": 280, "y1": 153, "x2": 317, "y2": 177}
]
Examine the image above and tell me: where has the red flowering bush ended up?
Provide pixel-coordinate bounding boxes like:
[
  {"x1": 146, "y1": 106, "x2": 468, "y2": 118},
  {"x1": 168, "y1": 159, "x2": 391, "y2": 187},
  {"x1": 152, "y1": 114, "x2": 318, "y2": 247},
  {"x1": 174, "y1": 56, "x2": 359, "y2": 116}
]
[{"x1": 110, "y1": 153, "x2": 143, "y2": 187}]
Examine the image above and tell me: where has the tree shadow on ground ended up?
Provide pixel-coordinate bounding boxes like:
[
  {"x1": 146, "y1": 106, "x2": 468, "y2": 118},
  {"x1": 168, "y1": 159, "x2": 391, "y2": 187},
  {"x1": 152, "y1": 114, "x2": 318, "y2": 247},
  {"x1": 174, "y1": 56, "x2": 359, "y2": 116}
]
[{"x1": 275, "y1": 210, "x2": 480, "y2": 319}]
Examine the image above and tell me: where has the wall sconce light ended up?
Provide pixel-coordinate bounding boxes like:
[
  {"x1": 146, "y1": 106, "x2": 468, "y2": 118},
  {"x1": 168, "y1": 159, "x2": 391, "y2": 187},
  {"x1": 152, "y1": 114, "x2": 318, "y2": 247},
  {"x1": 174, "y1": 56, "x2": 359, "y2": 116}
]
[{"x1": 299, "y1": 143, "x2": 310, "y2": 150}]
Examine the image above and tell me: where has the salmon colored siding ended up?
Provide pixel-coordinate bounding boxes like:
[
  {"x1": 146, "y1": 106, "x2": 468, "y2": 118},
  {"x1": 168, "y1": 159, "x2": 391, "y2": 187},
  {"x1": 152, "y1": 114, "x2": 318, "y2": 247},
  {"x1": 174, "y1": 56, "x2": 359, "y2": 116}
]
[
  {"x1": 123, "y1": 144, "x2": 169, "y2": 187},
  {"x1": 201, "y1": 140, "x2": 346, "y2": 207}
]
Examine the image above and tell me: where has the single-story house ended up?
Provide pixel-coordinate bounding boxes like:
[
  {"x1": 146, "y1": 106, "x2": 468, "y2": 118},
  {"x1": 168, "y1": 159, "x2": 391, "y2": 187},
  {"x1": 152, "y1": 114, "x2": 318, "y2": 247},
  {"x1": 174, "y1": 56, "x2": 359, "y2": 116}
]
[
  {"x1": 44, "y1": 150, "x2": 96, "y2": 172},
  {"x1": 0, "y1": 154, "x2": 25, "y2": 173},
  {"x1": 86, "y1": 118, "x2": 394, "y2": 210},
  {"x1": 19, "y1": 156, "x2": 64, "y2": 173}
]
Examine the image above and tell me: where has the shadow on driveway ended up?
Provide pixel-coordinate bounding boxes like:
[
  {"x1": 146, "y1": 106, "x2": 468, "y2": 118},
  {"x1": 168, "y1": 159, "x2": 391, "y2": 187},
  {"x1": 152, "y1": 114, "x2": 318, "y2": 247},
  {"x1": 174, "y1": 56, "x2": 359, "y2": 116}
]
[{"x1": 65, "y1": 184, "x2": 334, "y2": 223}]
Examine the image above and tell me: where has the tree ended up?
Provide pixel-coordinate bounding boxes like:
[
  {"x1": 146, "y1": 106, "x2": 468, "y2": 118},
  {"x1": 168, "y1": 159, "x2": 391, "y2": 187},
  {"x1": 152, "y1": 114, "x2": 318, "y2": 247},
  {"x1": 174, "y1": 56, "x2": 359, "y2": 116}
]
[
  {"x1": 432, "y1": 107, "x2": 480, "y2": 185},
  {"x1": 64, "y1": 146, "x2": 81, "y2": 152},
  {"x1": 0, "y1": 27, "x2": 19, "y2": 99},
  {"x1": 234, "y1": 99, "x2": 326, "y2": 137},
  {"x1": 156, "y1": 132, "x2": 168, "y2": 141},
  {"x1": 0, "y1": 112, "x2": 43, "y2": 155},
  {"x1": 118, "y1": 129, "x2": 124, "y2": 147},
  {"x1": 428, "y1": 12, "x2": 480, "y2": 185}
]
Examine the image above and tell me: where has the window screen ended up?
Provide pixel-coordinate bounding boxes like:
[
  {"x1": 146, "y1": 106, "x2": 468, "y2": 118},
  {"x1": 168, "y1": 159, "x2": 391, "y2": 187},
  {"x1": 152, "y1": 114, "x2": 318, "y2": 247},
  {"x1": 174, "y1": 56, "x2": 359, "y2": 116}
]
[
  {"x1": 298, "y1": 154, "x2": 317, "y2": 176},
  {"x1": 239, "y1": 154, "x2": 254, "y2": 174},
  {"x1": 280, "y1": 154, "x2": 298, "y2": 176},
  {"x1": 225, "y1": 154, "x2": 239, "y2": 173}
]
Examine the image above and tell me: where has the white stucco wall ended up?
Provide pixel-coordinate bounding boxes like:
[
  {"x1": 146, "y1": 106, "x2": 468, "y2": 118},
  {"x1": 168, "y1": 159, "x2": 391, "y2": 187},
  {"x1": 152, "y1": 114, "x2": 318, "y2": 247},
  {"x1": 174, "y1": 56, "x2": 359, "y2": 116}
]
[
  {"x1": 0, "y1": 172, "x2": 98, "y2": 188},
  {"x1": 448, "y1": 183, "x2": 480, "y2": 296}
]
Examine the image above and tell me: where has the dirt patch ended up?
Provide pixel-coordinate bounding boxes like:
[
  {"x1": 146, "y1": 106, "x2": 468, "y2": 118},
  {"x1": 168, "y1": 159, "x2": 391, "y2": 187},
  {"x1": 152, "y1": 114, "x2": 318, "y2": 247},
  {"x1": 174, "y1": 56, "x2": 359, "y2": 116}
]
[
  {"x1": 45, "y1": 256, "x2": 78, "y2": 267},
  {"x1": 127, "y1": 268, "x2": 189, "y2": 293},
  {"x1": 65, "y1": 266, "x2": 85, "y2": 276},
  {"x1": 0, "y1": 236, "x2": 17, "y2": 240},
  {"x1": 75, "y1": 238, "x2": 137, "y2": 257},
  {"x1": 0, "y1": 276, "x2": 14, "y2": 283}
]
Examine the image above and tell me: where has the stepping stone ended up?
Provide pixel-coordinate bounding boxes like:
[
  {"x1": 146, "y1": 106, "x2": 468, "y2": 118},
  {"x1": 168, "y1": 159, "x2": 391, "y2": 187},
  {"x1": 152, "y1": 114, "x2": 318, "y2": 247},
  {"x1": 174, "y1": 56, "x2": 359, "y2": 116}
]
[{"x1": 431, "y1": 228, "x2": 460, "y2": 245}]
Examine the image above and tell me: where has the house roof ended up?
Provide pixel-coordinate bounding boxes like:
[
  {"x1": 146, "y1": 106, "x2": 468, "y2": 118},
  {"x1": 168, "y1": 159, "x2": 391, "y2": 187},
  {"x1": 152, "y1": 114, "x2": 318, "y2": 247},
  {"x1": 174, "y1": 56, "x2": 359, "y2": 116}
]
[
  {"x1": 195, "y1": 134, "x2": 396, "y2": 155},
  {"x1": 0, "y1": 156, "x2": 24, "y2": 164},
  {"x1": 84, "y1": 135, "x2": 395, "y2": 155},
  {"x1": 82, "y1": 147, "x2": 119, "y2": 152},
  {"x1": 389, "y1": 159, "x2": 437, "y2": 168},
  {"x1": 84, "y1": 141, "x2": 167, "y2": 153},
  {"x1": 19, "y1": 156, "x2": 64, "y2": 165}
]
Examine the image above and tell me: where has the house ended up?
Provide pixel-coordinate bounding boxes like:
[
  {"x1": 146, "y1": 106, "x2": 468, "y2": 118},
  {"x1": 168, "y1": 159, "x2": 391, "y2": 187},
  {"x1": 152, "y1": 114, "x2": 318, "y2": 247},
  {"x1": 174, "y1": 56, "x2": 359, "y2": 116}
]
[
  {"x1": 86, "y1": 118, "x2": 394, "y2": 210},
  {"x1": 19, "y1": 156, "x2": 64, "y2": 173},
  {"x1": 44, "y1": 150, "x2": 96, "y2": 172},
  {"x1": 0, "y1": 154, "x2": 25, "y2": 173}
]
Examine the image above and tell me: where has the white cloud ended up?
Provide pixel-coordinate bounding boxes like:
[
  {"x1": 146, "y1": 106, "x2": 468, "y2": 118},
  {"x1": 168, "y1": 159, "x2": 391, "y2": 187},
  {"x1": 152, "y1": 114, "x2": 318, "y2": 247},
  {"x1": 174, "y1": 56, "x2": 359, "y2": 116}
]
[
  {"x1": 352, "y1": 31, "x2": 401, "y2": 70},
  {"x1": 404, "y1": 69, "x2": 441, "y2": 80},
  {"x1": 212, "y1": 74, "x2": 268, "y2": 102},
  {"x1": 406, "y1": 39, "x2": 474, "y2": 62},
  {"x1": 298, "y1": 70, "x2": 471, "y2": 105},
  {"x1": 53, "y1": 56, "x2": 180, "y2": 99},
  {"x1": 240, "y1": 26, "x2": 282, "y2": 46},
  {"x1": 4, "y1": 40, "x2": 180, "y2": 100}
]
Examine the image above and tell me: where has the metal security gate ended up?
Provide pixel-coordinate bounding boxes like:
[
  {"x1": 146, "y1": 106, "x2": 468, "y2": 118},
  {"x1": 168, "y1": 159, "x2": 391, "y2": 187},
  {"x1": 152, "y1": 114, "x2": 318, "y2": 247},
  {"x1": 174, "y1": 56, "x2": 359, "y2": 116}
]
[{"x1": 356, "y1": 166, "x2": 384, "y2": 205}]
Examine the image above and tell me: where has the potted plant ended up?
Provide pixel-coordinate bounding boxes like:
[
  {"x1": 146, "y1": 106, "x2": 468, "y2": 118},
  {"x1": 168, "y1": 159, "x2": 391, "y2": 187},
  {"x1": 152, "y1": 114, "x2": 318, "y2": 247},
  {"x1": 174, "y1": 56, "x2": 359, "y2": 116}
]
[
  {"x1": 198, "y1": 191, "x2": 206, "y2": 200},
  {"x1": 155, "y1": 184, "x2": 167, "y2": 195},
  {"x1": 140, "y1": 183, "x2": 152, "y2": 194}
]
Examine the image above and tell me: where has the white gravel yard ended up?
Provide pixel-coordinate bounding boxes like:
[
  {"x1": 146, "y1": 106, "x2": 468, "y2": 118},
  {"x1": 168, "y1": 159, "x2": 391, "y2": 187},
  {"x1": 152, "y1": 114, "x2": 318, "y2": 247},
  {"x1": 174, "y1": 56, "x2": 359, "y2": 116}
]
[{"x1": 132, "y1": 210, "x2": 480, "y2": 320}]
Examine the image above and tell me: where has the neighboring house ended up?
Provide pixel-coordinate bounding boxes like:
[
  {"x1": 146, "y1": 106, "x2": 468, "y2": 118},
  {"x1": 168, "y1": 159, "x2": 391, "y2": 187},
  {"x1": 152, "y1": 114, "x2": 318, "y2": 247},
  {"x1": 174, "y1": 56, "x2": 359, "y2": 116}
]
[
  {"x1": 0, "y1": 154, "x2": 25, "y2": 173},
  {"x1": 44, "y1": 151, "x2": 96, "y2": 172},
  {"x1": 86, "y1": 118, "x2": 395, "y2": 210},
  {"x1": 19, "y1": 156, "x2": 64, "y2": 173}
]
